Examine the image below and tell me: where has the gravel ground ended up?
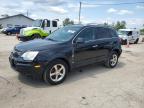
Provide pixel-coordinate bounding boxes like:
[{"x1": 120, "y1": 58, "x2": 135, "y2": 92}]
[{"x1": 0, "y1": 34, "x2": 144, "y2": 108}]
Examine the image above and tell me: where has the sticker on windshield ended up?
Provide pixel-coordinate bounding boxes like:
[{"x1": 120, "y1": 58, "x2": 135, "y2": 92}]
[{"x1": 68, "y1": 30, "x2": 76, "y2": 33}]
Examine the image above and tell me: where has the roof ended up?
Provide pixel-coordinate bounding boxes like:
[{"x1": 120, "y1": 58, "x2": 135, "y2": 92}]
[
  {"x1": 66, "y1": 24, "x2": 115, "y2": 29},
  {"x1": 0, "y1": 14, "x2": 34, "y2": 21}
]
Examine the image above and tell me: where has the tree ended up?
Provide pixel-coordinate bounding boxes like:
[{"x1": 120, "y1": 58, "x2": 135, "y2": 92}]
[
  {"x1": 103, "y1": 22, "x2": 108, "y2": 26},
  {"x1": 63, "y1": 18, "x2": 74, "y2": 26},
  {"x1": 114, "y1": 21, "x2": 126, "y2": 30},
  {"x1": 140, "y1": 28, "x2": 144, "y2": 35}
]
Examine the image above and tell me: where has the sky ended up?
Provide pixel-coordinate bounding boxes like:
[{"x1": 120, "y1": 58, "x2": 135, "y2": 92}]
[{"x1": 0, "y1": 0, "x2": 144, "y2": 28}]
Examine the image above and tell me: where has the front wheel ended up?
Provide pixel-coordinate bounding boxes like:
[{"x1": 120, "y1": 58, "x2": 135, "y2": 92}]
[
  {"x1": 31, "y1": 34, "x2": 41, "y2": 40},
  {"x1": 104, "y1": 51, "x2": 118, "y2": 68},
  {"x1": 134, "y1": 38, "x2": 139, "y2": 44},
  {"x1": 43, "y1": 59, "x2": 68, "y2": 85},
  {"x1": 6, "y1": 32, "x2": 11, "y2": 35}
]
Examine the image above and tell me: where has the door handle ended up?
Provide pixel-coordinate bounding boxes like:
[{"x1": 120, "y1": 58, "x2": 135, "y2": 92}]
[{"x1": 92, "y1": 45, "x2": 98, "y2": 48}]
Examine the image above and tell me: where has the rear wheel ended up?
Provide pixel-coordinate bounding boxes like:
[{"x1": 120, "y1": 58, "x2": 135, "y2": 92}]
[
  {"x1": 43, "y1": 59, "x2": 68, "y2": 85},
  {"x1": 104, "y1": 51, "x2": 118, "y2": 68},
  {"x1": 134, "y1": 38, "x2": 139, "y2": 44}
]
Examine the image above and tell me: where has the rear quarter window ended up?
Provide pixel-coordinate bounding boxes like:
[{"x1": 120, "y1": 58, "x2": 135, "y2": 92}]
[
  {"x1": 94, "y1": 27, "x2": 112, "y2": 39},
  {"x1": 110, "y1": 29, "x2": 118, "y2": 37}
]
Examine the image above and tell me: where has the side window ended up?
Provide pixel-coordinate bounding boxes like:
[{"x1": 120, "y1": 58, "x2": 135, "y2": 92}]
[
  {"x1": 47, "y1": 20, "x2": 50, "y2": 27},
  {"x1": 42, "y1": 20, "x2": 50, "y2": 27},
  {"x1": 15, "y1": 25, "x2": 20, "y2": 27},
  {"x1": 52, "y1": 21, "x2": 57, "y2": 27},
  {"x1": 7, "y1": 24, "x2": 13, "y2": 28},
  {"x1": 127, "y1": 31, "x2": 132, "y2": 36},
  {"x1": 94, "y1": 27, "x2": 111, "y2": 39},
  {"x1": 77, "y1": 27, "x2": 94, "y2": 42}
]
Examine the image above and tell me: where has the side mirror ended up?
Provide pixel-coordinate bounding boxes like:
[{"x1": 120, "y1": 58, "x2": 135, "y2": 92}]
[{"x1": 75, "y1": 37, "x2": 85, "y2": 44}]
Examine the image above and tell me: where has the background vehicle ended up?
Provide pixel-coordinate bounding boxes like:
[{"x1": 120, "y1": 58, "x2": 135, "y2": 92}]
[
  {"x1": 2, "y1": 26, "x2": 25, "y2": 35},
  {"x1": 18, "y1": 19, "x2": 59, "y2": 41},
  {"x1": 118, "y1": 29, "x2": 140, "y2": 44},
  {"x1": 9, "y1": 25, "x2": 122, "y2": 85}
]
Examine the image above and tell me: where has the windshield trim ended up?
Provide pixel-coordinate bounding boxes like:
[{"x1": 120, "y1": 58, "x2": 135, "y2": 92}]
[{"x1": 45, "y1": 26, "x2": 83, "y2": 42}]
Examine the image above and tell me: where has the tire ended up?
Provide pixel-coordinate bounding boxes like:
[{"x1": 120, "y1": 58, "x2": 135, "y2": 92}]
[
  {"x1": 31, "y1": 34, "x2": 41, "y2": 40},
  {"x1": 122, "y1": 40, "x2": 127, "y2": 45},
  {"x1": 134, "y1": 38, "x2": 139, "y2": 44},
  {"x1": 6, "y1": 32, "x2": 11, "y2": 35},
  {"x1": 43, "y1": 59, "x2": 68, "y2": 85},
  {"x1": 104, "y1": 51, "x2": 118, "y2": 68}
]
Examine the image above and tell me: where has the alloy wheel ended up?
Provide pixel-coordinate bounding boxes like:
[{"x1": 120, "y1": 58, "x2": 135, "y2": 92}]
[
  {"x1": 49, "y1": 64, "x2": 66, "y2": 82},
  {"x1": 110, "y1": 54, "x2": 118, "y2": 66}
]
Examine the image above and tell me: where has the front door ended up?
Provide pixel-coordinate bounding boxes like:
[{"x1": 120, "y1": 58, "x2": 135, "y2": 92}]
[
  {"x1": 73, "y1": 27, "x2": 98, "y2": 67},
  {"x1": 42, "y1": 19, "x2": 51, "y2": 33}
]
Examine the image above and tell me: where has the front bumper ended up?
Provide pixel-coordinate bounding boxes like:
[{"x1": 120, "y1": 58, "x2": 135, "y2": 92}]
[
  {"x1": 2, "y1": 31, "x2": 8, "y2": 34},
  {"x1": 9, "y1": 53, "x2": 44, "y2": 80},
  {"x1": 17, "y1": 35, "x2": 31, "y2": 41}
]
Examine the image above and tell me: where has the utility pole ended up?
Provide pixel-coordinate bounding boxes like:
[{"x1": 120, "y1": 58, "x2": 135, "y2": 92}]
[{"x1": 78, "y1": 2, "x2": 82, "y2": 24}]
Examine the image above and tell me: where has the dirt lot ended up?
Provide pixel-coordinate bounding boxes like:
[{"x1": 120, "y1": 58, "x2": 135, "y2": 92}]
[{"x1": 0, "y1": 34, "x2": 144, "y2": 108}]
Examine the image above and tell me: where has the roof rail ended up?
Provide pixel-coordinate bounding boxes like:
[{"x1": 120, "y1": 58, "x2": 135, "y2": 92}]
[{"x1": 86, "y1": 23, "x2": 98, "y2": 26}]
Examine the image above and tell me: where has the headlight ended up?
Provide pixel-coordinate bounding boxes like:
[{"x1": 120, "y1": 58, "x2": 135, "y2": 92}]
[{"x1": 21, "y1": 51, "x2": 39, "y2": 61}]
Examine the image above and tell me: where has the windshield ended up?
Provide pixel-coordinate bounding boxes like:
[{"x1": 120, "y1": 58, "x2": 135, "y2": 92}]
[
  {"x1": 45, "y1": 26, "x2": 82, "y2": 42},
  {"x1": 32, "y1": 20, "x2": 42, "y2": 27},
  {"x1": 118, "y1": 30, "x2": 132, "y2": 36}
]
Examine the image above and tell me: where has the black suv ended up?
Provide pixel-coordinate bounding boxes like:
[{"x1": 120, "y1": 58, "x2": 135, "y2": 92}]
[{"x1": 9, "y1": 25, "x2": 122, "y2": 85}]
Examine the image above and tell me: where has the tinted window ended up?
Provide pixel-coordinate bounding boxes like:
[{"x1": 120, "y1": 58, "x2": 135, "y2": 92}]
[
  {"x1": 15, "y1": 25, "x2": 20, "y2": 27},
  {"x1": 52, "y1": 21, "x2": 57, "y2": 27},
  {"x1": 77, "y1": 27, "x2": 94, "y2": 42},
  {"x1": 110, "y1": 29, "x2": 118, "y2": 37},
  {"x1": 94, "y1": 27, "x2": 112, "y2": 39},
  {"x1": 127, "y1": 31, "x2": 132, "y2": 36}
]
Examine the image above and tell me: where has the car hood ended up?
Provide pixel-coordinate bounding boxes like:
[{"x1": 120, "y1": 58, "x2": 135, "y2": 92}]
[
  {"x1": 15, "y1": 39, "x2": 61, "y2": 52},
  {"x1": 118, "y1": 35, "x2": 127, "y2": 38}
]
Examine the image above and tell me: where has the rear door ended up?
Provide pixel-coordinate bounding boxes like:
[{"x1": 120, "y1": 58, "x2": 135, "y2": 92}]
[{"x1": 93, "y1": 27, "x2": 113, "y2": 60}]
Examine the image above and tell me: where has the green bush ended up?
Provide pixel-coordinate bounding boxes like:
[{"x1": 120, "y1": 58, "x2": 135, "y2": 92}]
[{"x1": 140, "y1": 28, "x2": 144, "y2": 35}]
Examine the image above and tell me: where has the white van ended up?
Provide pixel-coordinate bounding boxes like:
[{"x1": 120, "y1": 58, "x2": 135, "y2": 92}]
[{"x1": 118, "y1": 29, "x2": 140, "y2": 44}]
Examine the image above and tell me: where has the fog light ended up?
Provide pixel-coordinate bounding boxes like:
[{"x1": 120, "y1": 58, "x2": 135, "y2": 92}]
[{"x1": 34, "y1": 65, "x2": 41, "y2": 68}]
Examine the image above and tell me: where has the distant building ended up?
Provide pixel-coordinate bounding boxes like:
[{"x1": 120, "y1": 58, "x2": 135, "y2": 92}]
[{"x1": 0, "y1": 14, "x2": 34, "y2": 28}]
